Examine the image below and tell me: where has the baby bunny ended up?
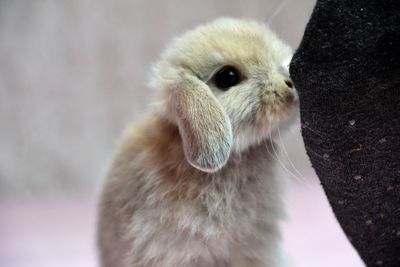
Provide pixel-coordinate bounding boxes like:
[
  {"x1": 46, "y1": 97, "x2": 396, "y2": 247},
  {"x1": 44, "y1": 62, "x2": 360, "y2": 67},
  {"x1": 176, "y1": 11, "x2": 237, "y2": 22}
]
[{"x1": 98, "y1": 18, "x2": 297, "y2": 267}]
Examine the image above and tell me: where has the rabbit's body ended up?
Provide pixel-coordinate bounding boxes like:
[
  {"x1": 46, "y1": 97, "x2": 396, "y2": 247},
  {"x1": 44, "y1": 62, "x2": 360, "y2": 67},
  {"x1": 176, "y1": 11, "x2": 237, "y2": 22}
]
[
  {"x1": 98, "y1": 18, "x2": 296, "y2": 267},
  {"x1": 99, "y1": 116, "x2": 284, "y2": 267}
]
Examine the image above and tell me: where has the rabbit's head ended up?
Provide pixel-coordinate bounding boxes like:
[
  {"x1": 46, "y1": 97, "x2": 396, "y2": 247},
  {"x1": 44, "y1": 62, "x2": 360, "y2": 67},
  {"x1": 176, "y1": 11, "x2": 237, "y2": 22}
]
[{"x1": 150, "y1": 18, "x2": 297, "y2": 173}]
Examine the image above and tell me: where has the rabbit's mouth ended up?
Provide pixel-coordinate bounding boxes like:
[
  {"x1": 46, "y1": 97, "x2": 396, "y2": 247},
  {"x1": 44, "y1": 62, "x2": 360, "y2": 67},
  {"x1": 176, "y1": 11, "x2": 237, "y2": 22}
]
[
  {"x1": 256, "y1": 85, "x2": 297, "y2": 120},
  {"x1": 230, "y1": 95, "x2": 298, "y2": 153}
]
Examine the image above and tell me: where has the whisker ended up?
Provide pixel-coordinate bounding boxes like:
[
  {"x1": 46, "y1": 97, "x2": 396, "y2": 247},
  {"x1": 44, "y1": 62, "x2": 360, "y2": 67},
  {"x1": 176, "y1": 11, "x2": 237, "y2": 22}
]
[
  {"x1": 277, "y1": 126, "x2": 315, "y2": 186},
  {"x1": 301, "y1": 123, "x2": 326, "y2": 138},
  {"x1": 269, "y1": 134, "x2": 310, "y2": 188},
  {"x1": 267, "y1": 132, "x2": 318, "y2": 192},
  {"x1": 266, "y1": 0, "x2": 292, "y2": 25}
]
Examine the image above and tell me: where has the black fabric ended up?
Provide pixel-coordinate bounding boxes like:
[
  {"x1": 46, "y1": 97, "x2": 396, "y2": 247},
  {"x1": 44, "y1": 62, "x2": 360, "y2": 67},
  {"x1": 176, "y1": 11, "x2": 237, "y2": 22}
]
[{"x1": 289, "y1": 0, "x2": 400, "y2": 266}]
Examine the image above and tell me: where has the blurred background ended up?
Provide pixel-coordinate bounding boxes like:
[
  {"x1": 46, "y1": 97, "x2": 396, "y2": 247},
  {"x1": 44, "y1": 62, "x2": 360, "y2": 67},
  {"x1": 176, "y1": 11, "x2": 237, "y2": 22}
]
[{"x1": 0, "y1": 1, "x2": 364, "y2": 266}]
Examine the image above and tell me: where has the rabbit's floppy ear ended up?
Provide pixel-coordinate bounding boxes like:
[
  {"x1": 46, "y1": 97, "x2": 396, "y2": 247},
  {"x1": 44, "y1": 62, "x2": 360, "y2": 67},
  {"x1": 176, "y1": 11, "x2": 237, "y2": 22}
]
[{"x1": 170, "y1": 72, "x2": 232, "y2": 173}]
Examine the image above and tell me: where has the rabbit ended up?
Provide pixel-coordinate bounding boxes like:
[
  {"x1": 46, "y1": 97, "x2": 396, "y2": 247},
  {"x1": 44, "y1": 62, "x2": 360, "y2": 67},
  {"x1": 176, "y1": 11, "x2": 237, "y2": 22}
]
[{"x1": 98, "y1": 18, "x2": 298, "y2": 267}]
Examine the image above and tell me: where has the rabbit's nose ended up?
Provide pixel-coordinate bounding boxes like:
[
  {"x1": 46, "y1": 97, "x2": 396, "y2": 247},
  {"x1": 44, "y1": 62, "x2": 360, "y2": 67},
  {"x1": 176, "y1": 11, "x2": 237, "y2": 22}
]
[{"x1": 284, "y1": 79, "x2": 294, "y2": 89}]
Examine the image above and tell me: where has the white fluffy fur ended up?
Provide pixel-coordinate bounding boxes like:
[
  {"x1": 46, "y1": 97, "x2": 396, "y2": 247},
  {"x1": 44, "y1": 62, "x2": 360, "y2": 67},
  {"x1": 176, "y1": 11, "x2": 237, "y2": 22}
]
[{"x1": 98, "y1": 18, "x2": 297, "y2": 267}]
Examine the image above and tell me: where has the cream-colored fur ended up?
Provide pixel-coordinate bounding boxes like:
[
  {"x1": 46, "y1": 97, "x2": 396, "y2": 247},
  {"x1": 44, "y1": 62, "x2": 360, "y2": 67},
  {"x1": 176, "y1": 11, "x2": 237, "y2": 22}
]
[{"x1": 98, "y1": 18, "x2": 297, "y2": 267}]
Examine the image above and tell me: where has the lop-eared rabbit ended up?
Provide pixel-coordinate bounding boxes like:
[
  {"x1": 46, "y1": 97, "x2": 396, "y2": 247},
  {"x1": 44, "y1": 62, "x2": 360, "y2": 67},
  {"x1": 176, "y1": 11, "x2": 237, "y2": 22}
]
[{"x1": 98, "y1": 18, "x2": 298, "y2": 267}]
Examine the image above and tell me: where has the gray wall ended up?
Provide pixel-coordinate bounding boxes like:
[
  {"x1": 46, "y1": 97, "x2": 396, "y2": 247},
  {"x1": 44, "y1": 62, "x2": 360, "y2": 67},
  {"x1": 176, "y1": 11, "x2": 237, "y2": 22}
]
[{"x1": 0, "y1": 0, "x2": 316, "y2": 195}]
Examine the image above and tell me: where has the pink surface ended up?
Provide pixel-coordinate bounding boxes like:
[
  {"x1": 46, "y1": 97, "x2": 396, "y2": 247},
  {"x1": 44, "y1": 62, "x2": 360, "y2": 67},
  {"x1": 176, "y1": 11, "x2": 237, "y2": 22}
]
[
  {"x1": 0, "y1": 196, "x2": 98, "y2": 267},
  {"x1": 0, "y1": 178, "x2": 364, "y2": 267},
  {"x1": 282, "y1": 178, "x2": 364, "y2": 267}
]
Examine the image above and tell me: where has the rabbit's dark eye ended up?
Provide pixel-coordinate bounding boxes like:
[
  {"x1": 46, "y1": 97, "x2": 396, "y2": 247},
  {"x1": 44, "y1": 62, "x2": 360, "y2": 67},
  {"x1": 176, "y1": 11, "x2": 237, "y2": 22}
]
[{"x1": 213, "y1": 66, "x2": 241, "y2": 90}]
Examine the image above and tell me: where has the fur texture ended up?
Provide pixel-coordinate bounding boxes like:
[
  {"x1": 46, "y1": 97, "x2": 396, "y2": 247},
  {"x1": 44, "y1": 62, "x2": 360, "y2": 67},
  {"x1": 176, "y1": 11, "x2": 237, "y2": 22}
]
[{"x1": 98, "y1": 18, "x2": 297, "y2": 267}]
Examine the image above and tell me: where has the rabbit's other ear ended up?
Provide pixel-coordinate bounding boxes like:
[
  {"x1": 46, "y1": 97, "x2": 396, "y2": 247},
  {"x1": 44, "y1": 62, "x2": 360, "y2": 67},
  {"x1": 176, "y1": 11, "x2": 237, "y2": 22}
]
[{"x1": 171, "y1": 72, "x2": 232, "y2": 173}]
